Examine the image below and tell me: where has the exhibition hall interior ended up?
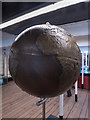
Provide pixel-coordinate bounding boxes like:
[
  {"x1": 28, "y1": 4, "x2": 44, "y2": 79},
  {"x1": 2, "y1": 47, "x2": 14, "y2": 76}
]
[{"x1": 0, "y1": 1, "x2": 89, "y2": 119}]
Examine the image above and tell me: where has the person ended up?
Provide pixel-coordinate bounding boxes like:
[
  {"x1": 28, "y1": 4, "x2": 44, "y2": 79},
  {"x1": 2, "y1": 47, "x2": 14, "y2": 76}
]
[{"x1": 67, "y1": 89, "x2": 72, "y2": 97}]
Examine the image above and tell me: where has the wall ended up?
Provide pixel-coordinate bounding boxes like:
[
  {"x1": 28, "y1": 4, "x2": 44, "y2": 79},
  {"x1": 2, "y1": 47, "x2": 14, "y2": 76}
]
[
  {"x1": 1, "y1": 31, "x2": 16, "y2": 48},
  {"x1": 74, "y1": 35, "x2": 88, "y2": 47},
  {"x1": 0, "y1": 32, "x2": 16, "y2": 75},
  {"x1": 60, "y1": 20, "x2": 88, "y2": 36}
]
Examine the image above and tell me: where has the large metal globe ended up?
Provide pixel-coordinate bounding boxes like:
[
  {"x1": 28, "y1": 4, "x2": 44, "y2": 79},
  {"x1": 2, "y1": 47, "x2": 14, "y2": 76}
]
[{"x1": 9, "y1": 24, "x2": 81, "y2": 98}]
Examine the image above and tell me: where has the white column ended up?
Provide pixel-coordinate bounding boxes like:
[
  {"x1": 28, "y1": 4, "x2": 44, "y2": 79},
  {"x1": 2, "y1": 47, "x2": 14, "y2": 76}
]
[
  {"x1": 86, "y1": 52, "x2": 87, "y2": 68},
  {"x1": 88, "y1": 54, "x2": 89, "y2": 68},
  {"x1": 59, "y1": 94, "x2": 63, "y2": 119},
  {"x1": 75, "y1": 81, "x2": 78, "y2": 102},
  {"x1": 7, "y1": 55, "x2": 9, "y2": 77},
  {"x1": 4, "y1": 55, "x2": 7, "y2": 77},
  {"x1": 82, "y1": 52, "x2": 84, "y2": 89}
]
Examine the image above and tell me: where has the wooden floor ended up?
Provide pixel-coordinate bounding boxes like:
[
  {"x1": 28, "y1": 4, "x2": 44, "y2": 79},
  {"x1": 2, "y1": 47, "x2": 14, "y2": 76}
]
[{"x1": 2, "y1": 81, "x2": 88, "y2": 119}]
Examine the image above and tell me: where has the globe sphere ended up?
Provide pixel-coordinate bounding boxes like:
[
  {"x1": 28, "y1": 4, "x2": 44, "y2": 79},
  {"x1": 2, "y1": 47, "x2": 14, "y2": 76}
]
[{"x1": 9, "y1": 24, "x2": 81, "y2": 98}]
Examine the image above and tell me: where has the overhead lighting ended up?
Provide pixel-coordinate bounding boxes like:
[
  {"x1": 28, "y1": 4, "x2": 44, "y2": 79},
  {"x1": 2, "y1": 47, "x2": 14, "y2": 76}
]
[{"x1": 0, "y1": 0, "x2": 87, "y2": 29}]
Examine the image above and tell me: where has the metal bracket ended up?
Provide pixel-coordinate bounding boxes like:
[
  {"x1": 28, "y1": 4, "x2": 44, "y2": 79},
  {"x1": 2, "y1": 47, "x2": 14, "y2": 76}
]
[{"x1": 36, "y1": 98, "x2": 47, "y2": 106}]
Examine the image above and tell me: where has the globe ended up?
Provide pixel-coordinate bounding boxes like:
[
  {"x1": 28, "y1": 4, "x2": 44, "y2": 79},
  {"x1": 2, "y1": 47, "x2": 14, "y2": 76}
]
[{"x1": 9, "y1": 24, "x2": 81, "y2": 98}]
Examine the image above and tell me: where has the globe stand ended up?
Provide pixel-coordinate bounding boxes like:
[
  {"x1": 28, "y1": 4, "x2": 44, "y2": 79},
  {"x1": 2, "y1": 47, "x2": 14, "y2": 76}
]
[
  {"x1": 36, "y1": 98, "x2": 61, "y2": 120},
  {"x1": 43, "y1": 101, "x2": 45, "y2": 120},
  {"x1": 36, "y1": 98, "x2": 47, "y2": 120}
]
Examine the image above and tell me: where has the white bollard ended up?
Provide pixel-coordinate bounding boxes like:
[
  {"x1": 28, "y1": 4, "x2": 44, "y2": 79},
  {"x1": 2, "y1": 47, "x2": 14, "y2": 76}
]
[
  {"x1": 75, "y1": 81, "x2": 78, "y2": 102},
  {"x1": 59, "y1": 94, "x2": 63, "y2": 119},
  {"x1": 82, "y1": 52, "x2": 84, "y2": 89}
]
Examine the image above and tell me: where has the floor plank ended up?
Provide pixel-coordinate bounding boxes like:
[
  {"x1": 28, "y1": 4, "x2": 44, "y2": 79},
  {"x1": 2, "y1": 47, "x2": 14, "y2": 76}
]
[
  {"x1": 2, "y1": 81, "x2": 89, "y2": 119},
  {"x1": 67, "y1": 89, "x2": 88, "y2": 118}
]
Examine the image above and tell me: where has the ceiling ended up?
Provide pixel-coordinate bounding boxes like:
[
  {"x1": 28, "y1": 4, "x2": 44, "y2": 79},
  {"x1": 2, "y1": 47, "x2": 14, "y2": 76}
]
[
  {"x1": 2, "y1": 2, "x2": 89, "y2": 35},
  {"x1": 2, "y1": 2, "x2": 54, "y2": 22}
]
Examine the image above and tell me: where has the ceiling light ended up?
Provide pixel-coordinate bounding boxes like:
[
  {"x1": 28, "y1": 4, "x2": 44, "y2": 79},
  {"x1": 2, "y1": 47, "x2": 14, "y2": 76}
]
[{"x1": 0, "y1": 0, "x2": 87, "y2": 29}]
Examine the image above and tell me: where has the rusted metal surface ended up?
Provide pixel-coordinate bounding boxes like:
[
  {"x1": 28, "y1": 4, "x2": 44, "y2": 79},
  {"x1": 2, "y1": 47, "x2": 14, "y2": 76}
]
[{"x1": 9, "y1": 24, "x2": 81, "y2": 98}]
